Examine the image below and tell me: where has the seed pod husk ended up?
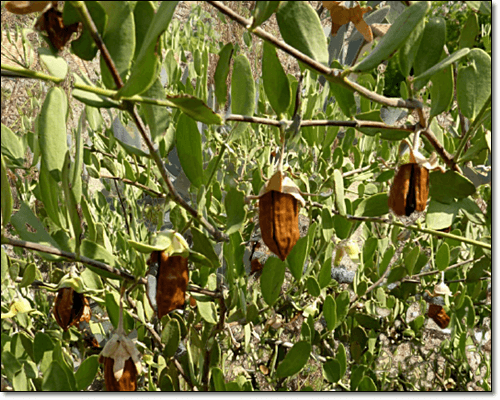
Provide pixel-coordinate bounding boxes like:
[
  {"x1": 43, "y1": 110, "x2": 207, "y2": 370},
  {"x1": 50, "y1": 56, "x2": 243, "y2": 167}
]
[
  {"x1": 257, "y1": 171, "x2": 305, "y2": 261},
  {"x1": 147, "y1": 251, "x2": 189, "y2": 319},
  {"x1": 100, "y1": 356, "x2": 138, "y2": 391},
  {"x1": 388, "y1": 163, "x2": 429, "y2": 216},
  {"x1": 99, "y1": 331, "x2": 142, "y2": 391},
  {"x1": 53, "y1": 287, "x2": 91, "y2": 331},
  {"x1": 427, "y1": 304, "x2": 450, "y2": 329}
]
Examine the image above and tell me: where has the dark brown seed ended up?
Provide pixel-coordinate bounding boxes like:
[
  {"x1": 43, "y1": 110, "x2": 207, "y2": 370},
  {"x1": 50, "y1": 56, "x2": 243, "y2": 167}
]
[
  {"x1": 101, "y1": 356, "x2": 137, "y2": 391},
  {"x1": 388, "y1": 163, "x2": 429, "y2": 216},
  {"x1": 427, "y1": 304, "x2": 450, "y2": 329},
  {"x1": 259, "y1": 190, "x2": 300, "y2": 261}
]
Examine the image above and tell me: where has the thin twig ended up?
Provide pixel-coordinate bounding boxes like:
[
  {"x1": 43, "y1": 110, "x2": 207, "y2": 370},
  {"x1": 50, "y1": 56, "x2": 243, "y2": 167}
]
[
  {"x1": 421, "y1": 128, "x2": 461, "y2": 173},
  {"x1": 100, "y1": 175, "x2": 166, "y2": 198}
]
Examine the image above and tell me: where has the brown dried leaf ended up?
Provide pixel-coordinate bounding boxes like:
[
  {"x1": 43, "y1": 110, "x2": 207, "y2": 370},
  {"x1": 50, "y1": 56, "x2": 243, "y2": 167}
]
[{"x1": 322, "y1": 1, "x2": 373, "y2": 42}]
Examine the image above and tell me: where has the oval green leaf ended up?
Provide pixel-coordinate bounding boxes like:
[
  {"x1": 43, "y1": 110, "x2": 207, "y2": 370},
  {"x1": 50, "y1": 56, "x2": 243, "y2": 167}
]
[
  {"x1": 214, "y1": 43, "x2": 233, "y2": 106},
  {"x1": 176, "y1": 113, "x2": 203, "y2": 188},
  {"x1": 413, "y1": 17, "x2": 446, "y2": 77},
  {"x1": 231, "y1": 54, "x2": 255, "y2": 139},
  {"x1": 355, "y1": 193, "x2": 389, "y2": 217},
  {"x1": 353, "y1": 1, "x2": 429, "y2": 72},
  {"x1": 262, "y1": 41, "x2": 291, "y2": 116},
  {"x1": 276, "y1": 341, "x2": 311, "y2": 379},
  {"x1": 260, "y1": 257, "x2": 286, "y2": 306}
]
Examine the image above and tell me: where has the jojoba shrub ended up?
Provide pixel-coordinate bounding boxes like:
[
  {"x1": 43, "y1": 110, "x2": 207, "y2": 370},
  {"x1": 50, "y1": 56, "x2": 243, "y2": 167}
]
[{"x1": 1, "y1": 1, "x2": 491, "y2": 392}]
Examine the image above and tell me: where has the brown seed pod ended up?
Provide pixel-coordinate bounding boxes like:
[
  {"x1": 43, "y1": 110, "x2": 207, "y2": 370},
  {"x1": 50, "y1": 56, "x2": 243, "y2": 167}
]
[
  {"x1": 34, "y1": 6, "x2": 81, "y2": 51},
  {"x1": 100, "y1": 356, "x2": 138, "y2": 392},
  {"x1": 427, "y1": 304, "x2": 450, "y2": 329},
  {"x1": 53, "y1": 287, "x2": 91, "y2": 331},
  {"x1": 259, "y1": 191, "x2": 300, "y2": 261},
  {"x1": 256, "y1": 171, "x2": 305, "y2": 261},
  {"x1": 388, "y1": 163, "x2": 429, "y2": 217},
  {"x1": 147, "y1": 251, "x2": 189, "y2": 319}
]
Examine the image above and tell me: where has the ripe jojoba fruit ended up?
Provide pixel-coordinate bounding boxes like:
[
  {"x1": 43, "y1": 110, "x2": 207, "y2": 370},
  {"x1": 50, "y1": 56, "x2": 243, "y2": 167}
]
[
  {"x1": 100, "y1": 356, "x2": 138, "y2": 391},
  {"x1": 388, "y1": 163, "x2": 429, "y2": 217},
  {"x1": 147, "y1": 251, "x2": 189, "y2": 319},
  {"x1": 257, "y1": 171, "x2": 305, "y2": 261},
  {"x1": 53, "y1": 287, "x2": 91, "y2": 331}
]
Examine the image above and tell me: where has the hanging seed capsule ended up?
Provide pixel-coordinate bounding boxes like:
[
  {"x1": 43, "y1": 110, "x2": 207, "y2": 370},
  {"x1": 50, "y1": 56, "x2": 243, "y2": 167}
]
[
  {"x1": 100, "y1": 356, "x2": 138, "y2": 391},
  {"x1": 147, "y1": 251, "x2": 189, "y2": 319},
  {"x1": 257, "y1": 171, "x2": 305, "y2": 261},
  {"x1": 388, "y1": 163, "x2": 429, "y2": 217},
  {"x1": 53, "y1": 287, "x2": 91, "y2": 331}
]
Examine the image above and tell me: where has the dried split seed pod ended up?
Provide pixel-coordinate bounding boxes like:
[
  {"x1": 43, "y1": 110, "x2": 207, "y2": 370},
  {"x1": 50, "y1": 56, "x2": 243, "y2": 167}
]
[
  {"x1": 257, "y1": 171, "x2": 305, "y2": 261},
  {"x1": 128, "y1": 231, "x2": 190, "y2": 320},
  {"x1": 53, "y1": 287, "x2": 91, "y2": 331},
  {"x1": 388, "y1": 163, "x2": 429, "y2": 216},
  {"x1": 147, "y1": 251, "x2": 189, "y2": 319}
]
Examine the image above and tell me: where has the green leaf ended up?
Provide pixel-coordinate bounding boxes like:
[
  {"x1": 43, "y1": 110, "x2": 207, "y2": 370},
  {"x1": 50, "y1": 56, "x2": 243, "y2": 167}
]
[
  {"x1": 251, "y1": 1, "x2": 280, "y2": 28},
  {"x1": 262, "y1": 41, "x2": 291, "y2": 116},
  {"x1": 143, "y1": 78, "x2": 169, "y2": 142},
  {"x1": 413, "y1": 17, "x2": 446, "y2": 77},
  {"x1": 197, "y1": 300, "x2": 218, "y2": 324},
  {"x1": 425, "y1": 198, "x2": 459, "y2": 230},
  {"x1": 18, "y1": 263, "x2": 36, "y2": 288},
  {"x1": 404, "y1": 246, "x2": 419, "y2": 276},
  {"x1": 430, "y1": 63, "x2": 454, "y2": 118},
  {"x1": 459, "y1": 13, "x2": 479, "y2": 49},
  {"x1": 323, "y1": 295, "x2": 337, "y2": 331},
  {"x1": 429, "y1": 171, "x2": 475, "y2": 204},
  {"x1": 435, "y1": 243, "x2": 450, "y2": 272},
  {"x1": 75, "y1": 355, "x2": 99, "y2": 391},
  {"x1": 336, "y1": 343, "x2": 347, "y2": 378},
  {"x1": 354, "y1": 313, "x2": 380, "y2": 330},
  {"x1": 353, "y1": 1, "x2": 429, "y2": 72},
  {"x1": 2, "y1": 351, "x2": 22, "y2": 380},
  {"x1": 276, "y1": 1, "x2": 328, "y2": 66},
  {"x1": 286, "y1": 236, "x2": 309, "y2": 281},
  {"x1": 100, "y1": 1, "x2": 136, "y2": 89},
  {"x1": 260, "y1": 257, "x2": 286, "y2": 306},
  {"x1": 214, "y1": 43, "x2": 233, "y2": 106},
  {"x1": 457, "y1": 49, "x2": 491, "y2": 120},
  {"x1": 133, "y1": 1, "x2": 156, "y2": 58},
  {"x1": 318, "y1": 257, "x2": 332, "y2": 289},
  {"x1": 72, "y1": 74, "x2": 120, "y2": 108},
  {"x1": 398, "y1": 18, "x2": 425, "y2": 76},
  {"x1": 323, "y1": 359, "x2": 341, "y2": 383},
  {"x1": 176, "y1": 113, "x2": 203, "y2": 188},
  {"x1": 333, "y1": 214, "x2": 352, "y2": 240},
  {"x1": 211, "y1": 367, "x2": 226, "y2": 391},
  {"x1": 38, "y1": 47, "x2": 68, "y2": 79},
  {"x1": 387, "y1": 266, "x2": 407, "y2": 284},
  {"x1": 276, "y1": 341, "x2": 311, "y2": 379},
  {"x1": 11, "y1": 203, "x2": 62, "y2": 261},
  {"x1": 1, "y1": 248, "x2": 8, "y2": 283},
  {"x1": 225, "y1": 188, "x2": 246, "y2": 235},
  {"x1": 34, "y1": 332, "x2": 54, "y2": 364},
  {"x1": 355, "y1": 193, "x2": 389, "y2": 217},
  {"x1": 63, "y1": 1, "x2": 107, "y2": 61},
  {"x1": 191, "y1": 227, "x2": 220, "y2": 268},
  {"x1": 231, "y1": 55, "x2": 255, "y2": 139},
  {"x1": 1, "y1": 124, "x2": 25, "y2": 167},
  {"x1": 42, "y1": 361, "x2": 72, "y2": 391},
  {"x1": 328, "y1": 79, "x2": 356, "y2": 118},
  {"x1": 358, "y1": 376, "x2": 377, "y2": 391},
  {"x1": 80, "y1": 239, "x2": 122, "y2": 280},
  {"x1": 334, "y1": 170, "x2": 346, "y2": 216},
  {"x1": 38, "y1": 87, "x2": 68, "y2": 182},
  {"x1": 1, "y1": 155, "x2": 13, "y2": 227},
  {"x1": 167, "y1": 94, "x2": 222, "y2": 125},
  {"x1": 335, "y1": 291, "x2": 350, "y2": 328},
  {"x1": 162, "y1": 318, "x2": 181, "y2": 358},
  {"x1": 306, "y1": 276, "x2": 321, "y2": 297},
  {"x1": 119, "y1": 2, "x2": 178, "y2": 96},
  {"x1": 413, "y1": 48, "x2": 470, "y2": 91}
]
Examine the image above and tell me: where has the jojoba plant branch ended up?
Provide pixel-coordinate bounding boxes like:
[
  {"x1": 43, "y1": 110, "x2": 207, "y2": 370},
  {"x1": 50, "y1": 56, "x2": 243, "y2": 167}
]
[
  {"x1": 309, "y1": 202, "x2": 491, "y2": 250},
  {"x1": 207, "y1": 1, "x2": 423, "y2": 111},
  {"x1": 225, "y1": 114, "x2": 415, "y2": 132},
  {"x1": 67, "y1": 1, "x2": 229, "y2": 243}
]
